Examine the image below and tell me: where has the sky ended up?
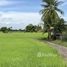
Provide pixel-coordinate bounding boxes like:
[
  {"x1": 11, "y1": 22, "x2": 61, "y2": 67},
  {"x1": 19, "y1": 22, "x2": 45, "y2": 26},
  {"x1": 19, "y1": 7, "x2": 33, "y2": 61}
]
[{"x1": 0, "y1": 0, "x2": 67, "y2": 29}]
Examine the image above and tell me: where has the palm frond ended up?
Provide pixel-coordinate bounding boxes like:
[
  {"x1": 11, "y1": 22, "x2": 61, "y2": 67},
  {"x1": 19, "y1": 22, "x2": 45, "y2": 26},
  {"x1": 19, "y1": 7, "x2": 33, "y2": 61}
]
[
  {"x1": 41, "y1": 4, "x2": 49, "y2": 8},
  {"x1": 55, "y1": 7, "x2": 64, "y2": 14},
  {"x1": 55, "y1": 0, "x2": 64, "y2": 6}
]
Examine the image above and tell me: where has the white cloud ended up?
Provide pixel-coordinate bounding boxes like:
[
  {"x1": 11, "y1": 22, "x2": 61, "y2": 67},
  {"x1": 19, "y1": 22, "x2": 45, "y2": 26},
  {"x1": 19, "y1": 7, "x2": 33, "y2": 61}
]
[
  {"x1": 0, "y1": 11, "x2": 66, "y2": 29},
  {"x1": 0, "y1": 12, "x2": 41, "y2": 29}
]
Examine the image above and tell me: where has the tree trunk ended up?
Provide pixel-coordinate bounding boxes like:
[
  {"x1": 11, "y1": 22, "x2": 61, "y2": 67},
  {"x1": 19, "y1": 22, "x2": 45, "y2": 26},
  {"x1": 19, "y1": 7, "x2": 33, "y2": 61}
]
[{"x1": 48, "y1": 31, "x2": 52, "y2": 40}]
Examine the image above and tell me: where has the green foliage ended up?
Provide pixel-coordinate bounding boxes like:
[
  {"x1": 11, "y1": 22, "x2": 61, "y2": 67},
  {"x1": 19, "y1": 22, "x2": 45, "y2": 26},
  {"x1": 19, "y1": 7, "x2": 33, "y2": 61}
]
[
  {"x1": 0, "y1": 27, "x2": 12, "y2": 33},
  {"x1": 0, "y1": 27, "x2": 8, "y2": 33},
  {"x1": 25, "y1": 24, "x2": 42, "y2": 32},
  {"x1": 25, "y1": 24, "x2": 35, "y2": 32},
  {"x1": 54, "y1": 18, "x2": 65, "y2": 33},
  {"x1": 41, "y1": 0, "x2": 64, "y2": 40}
]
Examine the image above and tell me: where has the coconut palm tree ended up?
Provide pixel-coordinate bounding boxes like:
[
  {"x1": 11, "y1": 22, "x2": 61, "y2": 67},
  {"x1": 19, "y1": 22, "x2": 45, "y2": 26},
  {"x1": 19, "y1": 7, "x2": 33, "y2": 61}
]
[{"x1": 40, "y1": 0, "x2": 64, "y2": 40}]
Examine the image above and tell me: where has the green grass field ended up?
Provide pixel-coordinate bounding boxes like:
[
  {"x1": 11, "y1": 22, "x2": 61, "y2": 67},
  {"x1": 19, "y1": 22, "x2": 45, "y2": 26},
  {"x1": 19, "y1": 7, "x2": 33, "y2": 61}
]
[{"x1": 0, "y1": 32, "x2": 67, "y2": 67}]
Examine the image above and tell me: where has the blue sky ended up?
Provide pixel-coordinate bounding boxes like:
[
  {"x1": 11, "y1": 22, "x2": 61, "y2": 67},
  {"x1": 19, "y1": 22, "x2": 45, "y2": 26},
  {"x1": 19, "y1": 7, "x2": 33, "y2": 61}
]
[
  {"x1": 0, "y1": 0, "x2": 67, "y2": 29},
  {"x1": 0, "y1": 0, "x2": 41, "y2": 12}
]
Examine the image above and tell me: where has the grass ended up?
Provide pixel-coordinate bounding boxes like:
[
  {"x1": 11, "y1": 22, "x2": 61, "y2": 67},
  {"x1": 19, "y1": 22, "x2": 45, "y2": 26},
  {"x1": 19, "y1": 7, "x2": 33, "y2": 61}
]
[
  {"x1": 0, "y1": 32, "x2": 67, "y2": 67},
  {"x1": 51, "y1": 39, "x2": 67, "y2": 47},
  {"x1": 42, "y1": 32, "x2": 67, "y2": 47},
  {"x1": 51, "y1": 32, "x2": 67, "y2": 47},
  {"x1": 51, "y1": 31, "x2": 67, "y2": 47}
]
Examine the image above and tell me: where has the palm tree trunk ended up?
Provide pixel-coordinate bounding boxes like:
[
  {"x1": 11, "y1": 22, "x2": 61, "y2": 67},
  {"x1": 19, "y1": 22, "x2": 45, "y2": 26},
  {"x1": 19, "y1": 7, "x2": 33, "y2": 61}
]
[{"x1": 48, "y1": 30, "x2": 52, "y2": 40}]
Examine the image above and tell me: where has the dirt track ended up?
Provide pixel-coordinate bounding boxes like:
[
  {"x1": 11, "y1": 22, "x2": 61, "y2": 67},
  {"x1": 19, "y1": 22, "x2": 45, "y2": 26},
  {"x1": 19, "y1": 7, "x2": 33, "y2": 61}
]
[{"x1": 47, "y1": 41, "x2": 67, "y2": 60}]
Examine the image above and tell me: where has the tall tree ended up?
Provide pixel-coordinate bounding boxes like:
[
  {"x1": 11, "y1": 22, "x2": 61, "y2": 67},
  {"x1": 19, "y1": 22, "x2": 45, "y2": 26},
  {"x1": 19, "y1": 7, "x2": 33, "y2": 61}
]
[{"x1": 40, "y1": 0, "x2": 63, "y2": 40}]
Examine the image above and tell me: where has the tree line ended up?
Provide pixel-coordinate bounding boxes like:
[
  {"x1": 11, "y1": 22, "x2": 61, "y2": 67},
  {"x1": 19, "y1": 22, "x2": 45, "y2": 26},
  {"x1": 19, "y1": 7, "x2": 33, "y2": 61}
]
[
  {"x1": 25, "y1": 24, "x2": 42, "y2": 32},
  {"x1": 0, "y1": 27, "x2": 12, "y2": 33},
  {"x1": 0, "y1": 27, "x2": 24, "y2": 33},
  {"x1": 0, "y1": 24, "x2": 42, "y2": 33}
]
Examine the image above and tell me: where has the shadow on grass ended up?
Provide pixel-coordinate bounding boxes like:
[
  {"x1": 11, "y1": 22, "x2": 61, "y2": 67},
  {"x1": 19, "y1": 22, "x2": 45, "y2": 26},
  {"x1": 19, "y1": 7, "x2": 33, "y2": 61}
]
[
  {"x1": 36, "y1": 37, "x2": 48, "y2": 42},
  {"x1": 37, "y1": 36, "x2": 67, "y2": 43},
  {"x1": 62, "y1": 38, "x2": 67, "y2": 42}
]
